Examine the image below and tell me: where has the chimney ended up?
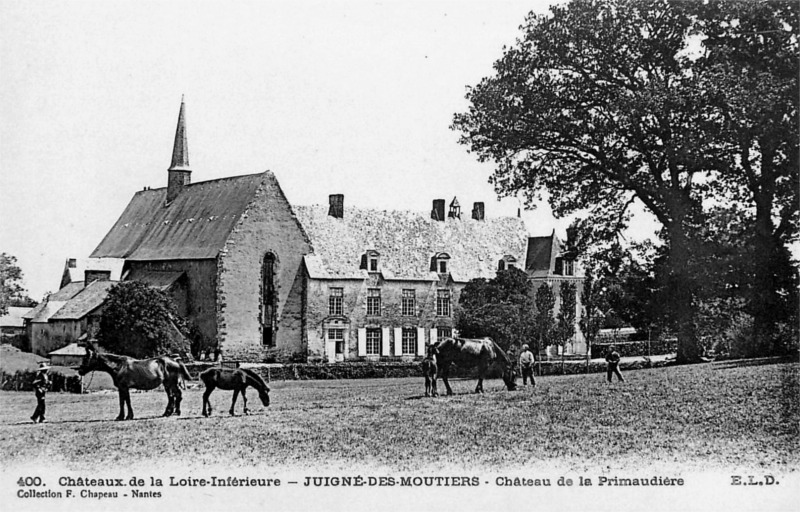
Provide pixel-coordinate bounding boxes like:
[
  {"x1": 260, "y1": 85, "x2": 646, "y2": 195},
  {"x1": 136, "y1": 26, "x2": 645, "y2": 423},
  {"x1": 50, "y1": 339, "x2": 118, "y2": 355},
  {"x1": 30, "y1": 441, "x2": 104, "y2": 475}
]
[
  {"x1": 167, "y1": 96, "x2": 191, "y2": 204},
  {"x1": 67, "y1": 258, "x2": 77, "y2": 268},
  {"x1": 471, "y1": 202, "x2": 485, "y2": 221},
  {"x1": 431, "y1": 199, "x2": 445, "y2": 221},
  {"x1": 328, "y1": 194, "x2": 344, "y2": 219}
]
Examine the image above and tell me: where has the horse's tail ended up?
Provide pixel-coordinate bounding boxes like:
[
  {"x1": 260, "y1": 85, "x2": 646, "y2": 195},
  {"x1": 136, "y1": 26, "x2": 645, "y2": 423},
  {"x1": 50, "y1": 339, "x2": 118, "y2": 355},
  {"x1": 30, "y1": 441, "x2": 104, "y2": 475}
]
[
  {"x1": 241, "y1": 368, "x2": 270, "y2": 392},
  {"x1": 167, "y1": 359, "x2": 194, "y2": 381}
]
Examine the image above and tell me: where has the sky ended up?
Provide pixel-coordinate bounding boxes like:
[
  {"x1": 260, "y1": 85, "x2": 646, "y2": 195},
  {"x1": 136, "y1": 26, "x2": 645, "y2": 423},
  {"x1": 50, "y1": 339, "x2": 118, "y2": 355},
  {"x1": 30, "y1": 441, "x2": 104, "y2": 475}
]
[{"x1": 0, "y1": 0, "x2": 658, "y2": 300}]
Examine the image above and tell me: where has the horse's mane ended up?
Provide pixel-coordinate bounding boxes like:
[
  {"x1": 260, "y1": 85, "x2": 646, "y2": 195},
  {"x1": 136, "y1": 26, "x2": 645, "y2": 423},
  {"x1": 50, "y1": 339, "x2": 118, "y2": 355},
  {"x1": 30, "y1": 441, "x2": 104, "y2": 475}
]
[{"x1": 241, "y1": 368, "x2": 270, "y2": 391}]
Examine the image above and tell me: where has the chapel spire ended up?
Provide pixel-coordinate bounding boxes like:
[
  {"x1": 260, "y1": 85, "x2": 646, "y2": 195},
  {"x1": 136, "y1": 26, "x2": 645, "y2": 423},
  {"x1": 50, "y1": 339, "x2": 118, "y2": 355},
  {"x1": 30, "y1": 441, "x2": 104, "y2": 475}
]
[{"x1": 167, "y1": 95, "x2": 191, "y2": 203}]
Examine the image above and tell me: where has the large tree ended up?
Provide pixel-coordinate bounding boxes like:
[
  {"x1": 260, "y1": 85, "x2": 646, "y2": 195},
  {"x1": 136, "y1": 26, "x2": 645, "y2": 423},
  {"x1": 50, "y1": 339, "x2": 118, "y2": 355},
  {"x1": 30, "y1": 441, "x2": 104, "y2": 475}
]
[
  {"x1": 452, "y1": 0, "x2": 798, "y2": 363},
  {"x1": 692, "y1": 0, "x2": 799, "y2": 355},
  {"x1": 98, "y1": 281, "x2": 191, "y2": 359},
  {"x1": 456, "y1": 267, "x2": 535, "y2": 352},
  {"x1": 0, "y1": 253, "x2": 27, "y2": 316}
]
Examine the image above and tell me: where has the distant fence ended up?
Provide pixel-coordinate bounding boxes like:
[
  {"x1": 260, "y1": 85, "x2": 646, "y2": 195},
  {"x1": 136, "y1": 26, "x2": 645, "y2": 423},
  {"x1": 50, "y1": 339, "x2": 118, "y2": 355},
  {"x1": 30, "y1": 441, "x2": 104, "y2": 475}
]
[{"x1": 592, "y1": 338, "x2": 677, "y2": 358}]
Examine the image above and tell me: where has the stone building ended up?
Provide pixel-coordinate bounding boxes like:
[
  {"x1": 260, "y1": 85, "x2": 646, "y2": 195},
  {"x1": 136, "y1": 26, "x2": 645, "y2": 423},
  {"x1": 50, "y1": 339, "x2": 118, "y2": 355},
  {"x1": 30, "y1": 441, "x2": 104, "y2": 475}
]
[{"x1": 80, "y1": 99, "x2": 583, "y2": 363}]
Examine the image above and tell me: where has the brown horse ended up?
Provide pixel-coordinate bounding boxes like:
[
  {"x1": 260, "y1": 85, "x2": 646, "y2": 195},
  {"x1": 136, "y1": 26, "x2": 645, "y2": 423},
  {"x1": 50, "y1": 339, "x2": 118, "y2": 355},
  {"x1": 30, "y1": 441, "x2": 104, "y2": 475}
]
[
  {"x1": 200, "y1": 368, "x2": 270, "y2": 417},
  {"x1": 78, "y1": 342, "x2": 193, "y2": 421},
  {"x1": 421, "y1": 350, "x2": 438, "y2": 397},
  {"x1": 429, "y1": 337, "x2": 517, "y2": 395}
]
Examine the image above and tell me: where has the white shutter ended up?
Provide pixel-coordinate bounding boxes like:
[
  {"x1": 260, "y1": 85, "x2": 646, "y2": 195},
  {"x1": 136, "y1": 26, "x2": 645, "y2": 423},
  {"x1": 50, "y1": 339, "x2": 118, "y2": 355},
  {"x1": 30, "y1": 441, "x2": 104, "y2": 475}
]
[
  {"x1": 417, "y1": 327, "x2": 426, "y2": 356},
  {"x1": 357, "y1": 328, "x2": 366, "y2": 356},
  {"x1": 343, "y1": 330, "x2": 350, "y2": 360},
  {"x1": 429, "y1": 328, "x2": 438, "y2": 346},
  {"x1": 394, "y1": 328, "x2": 403, "y2": 356},
  {"x1": 381, "y1": 327, "x2": 391, "y2": 356}
]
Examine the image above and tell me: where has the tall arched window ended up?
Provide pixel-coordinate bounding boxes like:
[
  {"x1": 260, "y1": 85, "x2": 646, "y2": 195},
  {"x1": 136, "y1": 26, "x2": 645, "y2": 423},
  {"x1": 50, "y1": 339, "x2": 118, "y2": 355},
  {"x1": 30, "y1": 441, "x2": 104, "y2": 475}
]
[{"x1": 262, "y1": 253, "x2": 277, "y2": 346}]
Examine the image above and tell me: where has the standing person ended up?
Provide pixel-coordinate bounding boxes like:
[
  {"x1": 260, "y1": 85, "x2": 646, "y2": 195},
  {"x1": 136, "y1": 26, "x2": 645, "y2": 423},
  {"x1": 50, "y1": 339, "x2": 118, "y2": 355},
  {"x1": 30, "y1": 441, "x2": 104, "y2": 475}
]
[
  {"x1": 519, "y1": 344, "x2": 535, "y2": 387},
  {"x1": 605, "y1": 345, "x2": 625, "y2": 383},
  {"x1": 31, "y1": 362, "x2": 51, "y2": 423}
]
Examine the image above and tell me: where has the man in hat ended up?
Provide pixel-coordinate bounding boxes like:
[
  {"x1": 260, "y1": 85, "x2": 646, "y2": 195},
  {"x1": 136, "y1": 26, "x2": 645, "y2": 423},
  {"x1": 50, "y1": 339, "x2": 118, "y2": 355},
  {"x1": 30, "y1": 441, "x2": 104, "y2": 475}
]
[
  {"x1": 31, "y1": 362, "x2": 51, "y2": 423},
  {"x1": 519, "y1": 344, "x2": 535, "y2": 387}
]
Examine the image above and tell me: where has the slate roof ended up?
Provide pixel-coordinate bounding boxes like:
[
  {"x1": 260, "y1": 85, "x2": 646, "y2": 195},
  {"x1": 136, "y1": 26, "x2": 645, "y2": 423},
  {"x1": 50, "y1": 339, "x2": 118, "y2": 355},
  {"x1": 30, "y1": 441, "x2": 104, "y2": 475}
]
[
  {"x1": 91, "y1": 172, "x2": 269, "y2": 261},
  {"x1": 525, "y1": 232, "x2": 561, "y2": 277},
  {"x1": 293, "y1": 205, "x2": 528, "y2": 282},
  {"x1": 0, "y1": 306, "x2": 33, "y2": 328},
  {"x1": 50, "y1": 280, "x2": 117, "y2": 320},
  {"x1": 23, "y1": 282, "x2": 85, "y2": 322}
]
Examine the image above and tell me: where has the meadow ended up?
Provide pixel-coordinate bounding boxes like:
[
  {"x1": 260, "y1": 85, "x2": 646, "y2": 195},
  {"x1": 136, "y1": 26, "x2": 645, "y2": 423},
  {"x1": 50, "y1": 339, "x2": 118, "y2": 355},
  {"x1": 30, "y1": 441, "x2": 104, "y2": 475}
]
[{"x1": 0, "y1": 359, "x2": 797, "y2": 473}]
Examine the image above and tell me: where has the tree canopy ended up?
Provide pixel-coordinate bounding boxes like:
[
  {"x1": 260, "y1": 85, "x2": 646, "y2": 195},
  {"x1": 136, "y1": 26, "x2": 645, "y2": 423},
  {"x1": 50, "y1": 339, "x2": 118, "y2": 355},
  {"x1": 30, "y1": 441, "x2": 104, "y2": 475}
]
[
  {"x1": 0, "y1": 253, "x2": 32, "y2": 316},
  {"x1": 456, "y1": 267, "x2": 535, "y2": 351},
  {"x1": 453, "y1": 0, "x2": 798, "y2": 362},
  {"x1": 98, "y1": 281, "x2": 191, "y2": 359}
]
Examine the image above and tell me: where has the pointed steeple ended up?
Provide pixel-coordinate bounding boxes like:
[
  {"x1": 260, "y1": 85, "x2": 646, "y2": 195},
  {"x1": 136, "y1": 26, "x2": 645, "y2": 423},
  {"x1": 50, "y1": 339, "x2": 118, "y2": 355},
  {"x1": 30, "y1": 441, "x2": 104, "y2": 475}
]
[
  {"x1": 167, "y1": 96, "x2": 192, "y2": 204},
  {"x1": 169, "y1": 95, "x2": 190, "y2": 171}
]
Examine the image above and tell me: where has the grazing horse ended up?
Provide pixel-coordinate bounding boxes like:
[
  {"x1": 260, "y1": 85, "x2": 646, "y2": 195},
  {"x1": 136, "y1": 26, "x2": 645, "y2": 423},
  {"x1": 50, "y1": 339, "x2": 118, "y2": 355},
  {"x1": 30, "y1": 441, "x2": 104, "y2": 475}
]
[
  {"x1": 429, "y1": 337, "x2": 517, "y2": 395},
  {"x1": 78, "y1": 342, "x2": 193, "y2": 421},
  {"x1": 421, "y1": 351, "x2": 438, "y2": 397},
  {"x1": 200, "y1": 368, "x2": 270, "y2": 417}
]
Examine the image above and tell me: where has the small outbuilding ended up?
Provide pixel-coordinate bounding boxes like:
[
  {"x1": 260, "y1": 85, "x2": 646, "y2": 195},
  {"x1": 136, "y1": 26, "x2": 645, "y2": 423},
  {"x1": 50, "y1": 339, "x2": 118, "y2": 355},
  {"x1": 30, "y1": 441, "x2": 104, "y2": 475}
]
[{"x1": 48, "y1": 342, "x2": 87, "y2": 368}]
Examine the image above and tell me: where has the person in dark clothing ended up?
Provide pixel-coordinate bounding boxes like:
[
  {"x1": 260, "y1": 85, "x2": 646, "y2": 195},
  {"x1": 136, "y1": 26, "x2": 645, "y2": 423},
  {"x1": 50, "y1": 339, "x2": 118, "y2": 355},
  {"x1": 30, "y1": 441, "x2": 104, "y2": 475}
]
[
  {"x1": 605, "y1": 346, "x2": 625, "y2": 383},
  {"x1": 31, "y1": 362, "x2": 51, "y2": 423}
]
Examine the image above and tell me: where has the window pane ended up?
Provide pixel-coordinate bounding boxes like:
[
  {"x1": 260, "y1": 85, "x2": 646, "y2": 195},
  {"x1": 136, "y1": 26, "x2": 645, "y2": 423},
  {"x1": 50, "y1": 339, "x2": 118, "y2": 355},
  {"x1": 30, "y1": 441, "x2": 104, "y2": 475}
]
[
  {"x1": 401, "y1": 328, "x2": 417, "y2": 355},
  {"x1": 401, "y1": 289, "x2": 415, "y2": 316},
  {"x1": 366, "y1": 328, "x2": 381, "y2": 355},
  {"x1": 436, "y1": 290, "x2": 451, "y2": 316},
  {"x1": 437, "y1": 327, "x2": 452, "y2": 340},
  {"x1": 367, "y1": 288, "x2": 381, "y2": 316}
]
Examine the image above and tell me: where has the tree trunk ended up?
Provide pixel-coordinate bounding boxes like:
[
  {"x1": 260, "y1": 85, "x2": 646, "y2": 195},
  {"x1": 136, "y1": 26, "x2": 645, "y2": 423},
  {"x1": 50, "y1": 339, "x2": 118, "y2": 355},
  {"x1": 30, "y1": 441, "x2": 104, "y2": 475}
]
[
  {"x1": 750, "y1": 188, "x2": 778, "y2": 357},
  {"x1": 667, "y1": 212, "x2": 703, "y2": 364}
]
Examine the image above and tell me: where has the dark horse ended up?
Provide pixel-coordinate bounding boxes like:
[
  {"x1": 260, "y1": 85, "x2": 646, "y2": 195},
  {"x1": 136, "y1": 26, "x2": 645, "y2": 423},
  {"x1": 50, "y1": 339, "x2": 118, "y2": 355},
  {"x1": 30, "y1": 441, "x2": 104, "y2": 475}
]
[
  {"x1": 200, "y1": 368, "x2": 270, "y2": 417},
  {"x1": 429, "y1": 337, "x2": 517, "y2": 395},
  {"x1": 421, "y1": 350, "x2": 438, "y2": 397},
  {"x1": 78, "y1": 342, "x2": 193, "y2": 421}
]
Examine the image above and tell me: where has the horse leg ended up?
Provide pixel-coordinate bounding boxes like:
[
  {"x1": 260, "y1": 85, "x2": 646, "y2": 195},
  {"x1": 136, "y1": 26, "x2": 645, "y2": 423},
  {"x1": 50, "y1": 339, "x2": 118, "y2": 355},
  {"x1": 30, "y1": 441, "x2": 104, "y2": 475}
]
[
  {"x1": 242, "y1": 388, "x2": 249, "y2": 415},
  {"x1": 424, "y1": 376, "x2": 431, "y2": 397},
  {"x1": 202, "y1": 386, "x2": 214, "y2": 417},
  {"x1": 124, "y1": 389, "x2": 134, "y2": 420},
  {"x1": 229, "y1": 389, "x2": 240, "y2": 416},
  {"x1": 116, "y1": 389, "x2": 126, "y2": 421},
  {"x1": 163, "y1": 387, "x2": 174, "y2": 417},
  {"x1": 174, "y1": 385, "x2": 183, "y2": 416},
  {"x1": 441, "y1": 365, "x2": 453, "y2": 396},
  {"x1": 432, "y1": 371, "x2": 438, "y2": 397}
]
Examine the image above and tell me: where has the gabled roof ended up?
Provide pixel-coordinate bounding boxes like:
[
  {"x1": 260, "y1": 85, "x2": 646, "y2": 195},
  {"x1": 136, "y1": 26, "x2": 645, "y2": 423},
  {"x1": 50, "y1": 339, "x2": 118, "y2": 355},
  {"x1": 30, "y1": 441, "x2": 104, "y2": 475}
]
[
  {"x1": 525, "y1": 231, "x2": 562, "y2": 277},
  {"x1": 0, "y1": 306, "x2": 33, "y2": 328},
  {"x1": 293, "y1": 205, "x2": 528, "y2": 282},
  {"x1": 23, "y1": 282, "x2": 85, "y2": 322},
  {"x1": 91, "y1": 172, "x2": 270, "y2": 261},
  {"x1": 50, "y1": 280, "x2": 117, "y2": 320}
]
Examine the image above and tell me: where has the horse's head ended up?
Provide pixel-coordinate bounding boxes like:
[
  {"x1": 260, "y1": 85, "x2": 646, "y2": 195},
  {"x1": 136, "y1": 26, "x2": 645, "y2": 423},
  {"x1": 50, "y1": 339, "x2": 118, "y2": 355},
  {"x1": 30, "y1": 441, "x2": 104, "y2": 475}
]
[
  {"x1": 258, "y1": 386, "x2": 271, "y2": 407},
  {"x1": 502, "y1": 363, "x2": 518, "y2": 391},
  {"x1": 78, "y1": 342, "x2": 100, "y2": 376}
]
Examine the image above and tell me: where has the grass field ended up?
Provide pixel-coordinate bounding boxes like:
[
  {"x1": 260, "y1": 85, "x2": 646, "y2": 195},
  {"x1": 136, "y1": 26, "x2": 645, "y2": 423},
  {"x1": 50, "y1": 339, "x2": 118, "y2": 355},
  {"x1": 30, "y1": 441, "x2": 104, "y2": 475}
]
[{"x1": 0, "y1": 359, "x2": 797, "y2": 473}]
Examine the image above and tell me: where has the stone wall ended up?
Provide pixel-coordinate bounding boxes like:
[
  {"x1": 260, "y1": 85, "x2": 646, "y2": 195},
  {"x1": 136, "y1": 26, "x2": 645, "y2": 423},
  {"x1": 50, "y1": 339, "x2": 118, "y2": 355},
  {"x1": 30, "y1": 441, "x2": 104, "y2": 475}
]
[
  {"x1": 217, "y1": 174, "x2": 312, "y2": 362},
  {"x1": 304, "y1": 274, "x2": 462, "y2": 363},
  {"x1": 126, "y1": 260, "x2": 217, "y2": 344}
]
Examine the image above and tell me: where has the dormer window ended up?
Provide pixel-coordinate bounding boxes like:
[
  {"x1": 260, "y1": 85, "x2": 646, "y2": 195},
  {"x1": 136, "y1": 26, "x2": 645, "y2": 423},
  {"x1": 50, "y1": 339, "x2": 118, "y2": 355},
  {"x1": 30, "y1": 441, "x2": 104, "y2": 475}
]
[
  {"x1": 448, "y1": 197, "x2": 461, "y2": 219},
  {"x1": 360, "y1": 250, "x2": 381, "y2": 272},
  {"x1": 555, "y1": 257, "x2": 575, "y2": 276},
  {"x1": 498, "y1": 255, "x2": 517, "y2": 271},
  {"x1": 431, "y1": 252, "x2": 451, "y2": 274}
]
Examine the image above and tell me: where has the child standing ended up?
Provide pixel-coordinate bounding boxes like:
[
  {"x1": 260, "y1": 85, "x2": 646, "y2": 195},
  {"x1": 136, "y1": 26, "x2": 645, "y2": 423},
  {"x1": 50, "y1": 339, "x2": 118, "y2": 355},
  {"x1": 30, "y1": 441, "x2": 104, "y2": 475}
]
[
  {"x1": 31, "y1": 362, "x2": 51, "y2": 423},
  {"x1": 519, "y1": 344, "x2": 535, "y2": 387}
]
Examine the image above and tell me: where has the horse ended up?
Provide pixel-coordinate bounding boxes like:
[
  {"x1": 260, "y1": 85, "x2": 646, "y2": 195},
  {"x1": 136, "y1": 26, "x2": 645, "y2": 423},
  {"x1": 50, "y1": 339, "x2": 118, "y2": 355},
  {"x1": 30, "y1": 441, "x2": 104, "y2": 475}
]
[
  {"x1": 421, "y1": 350, "x2": 438, "y2": 397},
  {"x1": 200, "y1": 367, "x2": 270, "y2": 417},
  {"x1": 429, "y1": 337, "x2": 517, "y2": 395},
  {"x1": 77, "y1": 342, "x2": 194, "y2": 421}
]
